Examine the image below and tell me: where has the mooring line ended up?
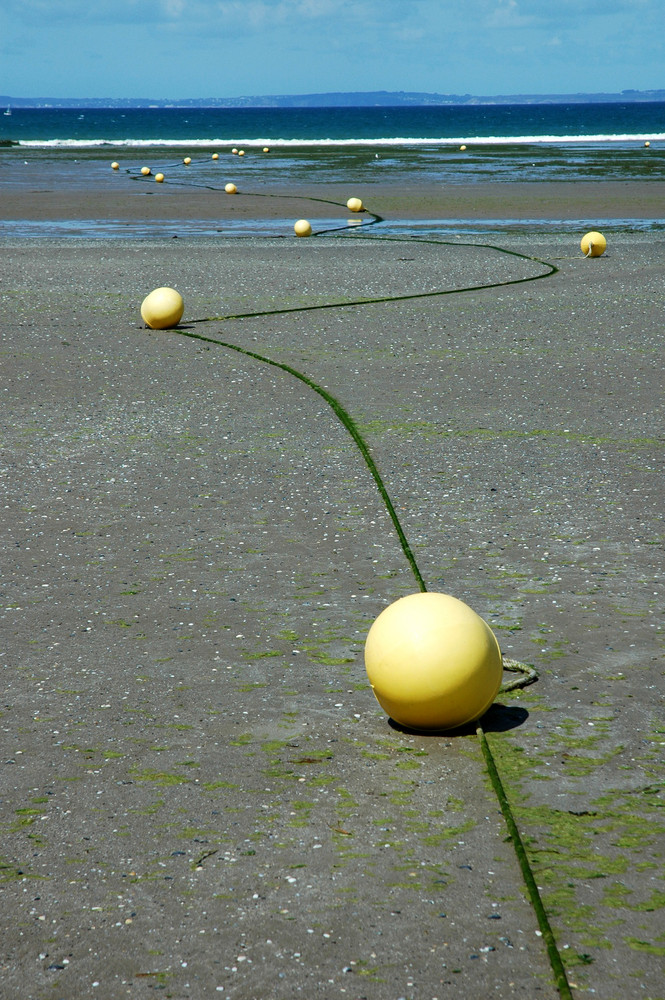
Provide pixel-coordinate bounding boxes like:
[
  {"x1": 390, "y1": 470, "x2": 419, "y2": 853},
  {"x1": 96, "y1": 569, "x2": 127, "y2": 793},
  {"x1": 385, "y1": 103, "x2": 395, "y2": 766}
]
[
  {"x1": 173, "y1": 326, "x2": 427, "y2": 592},
  {"x1": 188, "y1": 236, "x2": 557, "y2": 325},
  {"x1": 129, "y1": 166, "x2": 386, "y2": 231},
  {"x1": 478, "y1": 727, "x2": 574, "y2": 1000},
  {"x1": 173, "y1": 316, "x2": 569, "y2": 997},
  {"x1": 164, "y1": 217, "x2": 570, "y2": 997}
]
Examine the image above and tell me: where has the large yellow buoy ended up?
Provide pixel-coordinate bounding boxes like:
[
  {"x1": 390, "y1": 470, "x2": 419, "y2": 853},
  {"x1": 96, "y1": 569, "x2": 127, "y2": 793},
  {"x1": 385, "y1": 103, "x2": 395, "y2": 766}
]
[
  {"x1": 346, "y1": 197, "x2": 364, "y2": 213},
  {"x1": 364, "y1": 592, "x2": 503, "y2": 731},
  {"x1": 141, "y1": 166, "x2": 151, "y2": 176},
  {"x1": 294, "y1": 219, "x2": 312, "y2": 237},
  {"x1": 581, "y1": 231, "x2": 607, "y2": 257},
  {"x1": 212, "y1": 152, "x2": 219, "y2": 160},
  {"x1": 140, "y1": 287, "x2": 184, "y2": 330},
  {"x1": 183, "y1": 156, "x2": 192, "y2": 165},
  {"x1": 155, "y1": 172, "x2": 165, "y2": 183},
  {"x1": 111, "y1": 161, "x2": 120, "y2": 170},
  {"x1": 225, "y1": 182, "x2": 237, "y2": 194}
]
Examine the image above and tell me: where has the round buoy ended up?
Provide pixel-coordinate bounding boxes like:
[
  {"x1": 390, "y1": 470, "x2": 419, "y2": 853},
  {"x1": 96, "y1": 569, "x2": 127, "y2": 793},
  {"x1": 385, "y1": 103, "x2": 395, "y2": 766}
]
[
  {"x1": 155, "y1": 172, "x2": 165, "y2": 183},
  {"x1": 231, "y1": 148, "x2": 238, "y2": 155},
  {"x1": 225, "y1": 182, "x2": 237, "y2": 194},
  {"x1": 141, "y1": 166, "x2": 151, "y2": 176},
  {"x1": 581, "y1": 231, "x2": 607, "y2": 257},
  {"x1": 346, "y1": 197, "x2": 364, "y2": 213},
  {"x1": 459, "y1": 144, "x2": 467, "y2": 151},
  {"x1": 140, "y1": 287, "x2": 184, "y2": 330},
  {"x1": 644, "y1": 140, "x2": 651, "y2": 147},
  {"x1": 294, "y1": 219, "x2": 312, "y2": 237},
  {"x1": 212, "y1": 152, "x2": 219, "y2": 160},
  {"x1": 364, "y1": 592, "x2": 503, "y2": 731},
  {"x1": 183, "y1": 156, "x2": 192, "y2": 165},
  {"x1": 238, "y1": 150, "x2": 245, "y2": 157},
  {"x1": 111, "y1": 161, "x2": 120, "y2": 170},
  {"x1": 263, "y1": 146, "x2": 270, "y2": 153}
]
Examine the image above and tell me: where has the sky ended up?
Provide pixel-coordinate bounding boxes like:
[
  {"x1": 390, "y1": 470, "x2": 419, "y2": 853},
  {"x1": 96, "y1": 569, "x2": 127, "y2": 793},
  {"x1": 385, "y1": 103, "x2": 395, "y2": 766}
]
[{"x1": 0, "y1": 0, "x2": 663, "y2": 100}]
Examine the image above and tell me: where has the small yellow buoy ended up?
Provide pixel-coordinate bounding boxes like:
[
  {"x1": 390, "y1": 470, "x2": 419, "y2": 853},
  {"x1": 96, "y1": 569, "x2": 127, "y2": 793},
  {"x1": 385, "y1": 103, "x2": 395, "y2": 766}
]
[
  {"x1": 238, "y1": 150, "x2": 245, "y2": 157},
  {"x1": 183, "y1": 156, "x2": 192, "y2": 165},
  {"x1": 644, "y1": 140, "x2": 651, "y2": 147},
  {"x1": 141, "y1": 166, "x2": 151, "y2": 176},
  {"x1": 155, "y1": 173, "x2": 165, "y2": 183},
  {"x1": 364, "y1": 591, "x2": 503, "y2": 731},
  {"x1": 140, "y1": 287, "x2": 184, "y2": 330},
  {"x1": 111, "y1": 161, "x2": 120, "y2": 170},
  {"x1": 263, "y1": 146, "x2": 270, "y2": 153},
  {"x1": 212, "y1": 152, "x2": 219, "y2": 160},
  {"x1": 346, "y1": 197, "x2": 364, "y2": 213},
  {"x1": 581, "y1": 231, "x2": 607, "y2": 257},
  {"x1": 231, "y1": 148, "x2": 238, "y2": 155},
  {"x1": 225, "y1": 182, "x2": 237, "y2": 194},
  {"x1": 459, "y1": 144, "x2": 467, "y2": 151},
  {"x1": 294, "y1": 219, "x2": 312, "y2": 237}
]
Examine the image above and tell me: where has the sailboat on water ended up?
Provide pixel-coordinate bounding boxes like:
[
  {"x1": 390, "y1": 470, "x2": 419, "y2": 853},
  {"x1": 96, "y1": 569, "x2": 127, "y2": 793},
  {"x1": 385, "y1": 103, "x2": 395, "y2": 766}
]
[{"x1": 3, "y1": 106, "x2": 11, "y2": 116}]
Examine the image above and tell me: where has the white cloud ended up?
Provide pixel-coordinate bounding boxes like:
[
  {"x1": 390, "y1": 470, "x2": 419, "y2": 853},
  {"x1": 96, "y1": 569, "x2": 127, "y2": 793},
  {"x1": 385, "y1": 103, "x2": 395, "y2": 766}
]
[
  {"x1": 153, "y1": 0, "x2": 367, "y2": 27},
  {"x1": 485, "y1": 1, "x2": 532, "y2": 29},
  {"x1": 1, "y1": 0, "x2": 662, "y2": 97},
  {"x1": 162, "y1": 0, "x2": 187, "y2": 17}
]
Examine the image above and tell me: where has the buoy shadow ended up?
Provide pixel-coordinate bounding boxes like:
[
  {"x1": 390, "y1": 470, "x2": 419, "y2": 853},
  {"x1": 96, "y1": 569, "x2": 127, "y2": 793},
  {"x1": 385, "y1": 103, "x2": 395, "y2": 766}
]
[{"x1": 387, "y1": 702, "x2": 528, "y2": 738}]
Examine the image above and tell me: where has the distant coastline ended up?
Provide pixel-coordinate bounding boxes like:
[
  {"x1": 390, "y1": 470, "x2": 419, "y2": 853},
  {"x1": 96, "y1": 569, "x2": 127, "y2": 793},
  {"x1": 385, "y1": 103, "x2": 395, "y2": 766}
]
[{"x1": 1, "y1": 89, "x2": 664, "y2": 109}]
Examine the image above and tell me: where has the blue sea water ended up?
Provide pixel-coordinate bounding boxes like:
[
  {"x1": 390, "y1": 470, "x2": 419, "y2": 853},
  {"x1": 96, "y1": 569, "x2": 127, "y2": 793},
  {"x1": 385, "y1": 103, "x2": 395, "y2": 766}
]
[
  {"x1": 3, "y1": 103, "x2": 665, "y2": 146},
  {"x1": 1, "y1": 103, "x2": 664, "y2": 236}
]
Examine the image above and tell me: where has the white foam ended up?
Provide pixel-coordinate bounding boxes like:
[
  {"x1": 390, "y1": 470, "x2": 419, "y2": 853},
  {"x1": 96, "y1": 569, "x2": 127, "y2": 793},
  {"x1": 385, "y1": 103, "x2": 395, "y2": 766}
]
[{"x1": 15, "y1": 133, "x2": 665, "y2": 149}]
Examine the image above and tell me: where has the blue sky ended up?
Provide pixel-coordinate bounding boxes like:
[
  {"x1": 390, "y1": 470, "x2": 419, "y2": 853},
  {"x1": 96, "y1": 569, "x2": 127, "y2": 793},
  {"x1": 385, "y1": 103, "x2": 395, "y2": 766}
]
[{"x1": 1, "y1": 0, "x2": 662, "y2": 100}]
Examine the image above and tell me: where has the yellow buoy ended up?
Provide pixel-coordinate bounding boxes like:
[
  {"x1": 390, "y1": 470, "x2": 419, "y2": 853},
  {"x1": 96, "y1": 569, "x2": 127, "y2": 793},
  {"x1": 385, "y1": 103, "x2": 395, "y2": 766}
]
[
  {"x1": 141, "y1": 166, "x2": 151, "y2": 176},
  {"x1": 212, "y1": 152, "x2": 219, "y2": 160},
  {"x1": 231, "y1": 148, "x2": 238, "y2": 154},
  {"x1": 238, "y1": 150, "x2": 245, "y2": 157},
  {"x1": 140, "y1": 287, "x2": 184, "y2": 330},
  {"x1": 459, "y1": 144, "x2": 467, "y2": 151},
  {"x1": 155, "y1": 173, "x2": 165, "y2": 183},
  {"x1": 225, "y1": 182, "x2": 237, "y2": 194},
  {"x1": 581, "y1": 231, "x2": 607, "y2": 257},
  {"x1": 644, "y1": 140, "x2": 651, "y2": 147},
  {"x1": 183, "y1": 156, "x2": 192, "y2": 165},
  {"x1": 364, "y1": 592, "x2": 503, "y2": 731},
  {"x1": 263, "y1": 146, "x2": 270, "y2": 153},
  {"x1": 294, "y1": 219, "x2": 312, "y2": 237},
  {"x1": 346, "y1": 197, "x2": 364, "y2": 213},
  {"x1": 111, "y1": 161, "x2": 120, "y2": 170}
]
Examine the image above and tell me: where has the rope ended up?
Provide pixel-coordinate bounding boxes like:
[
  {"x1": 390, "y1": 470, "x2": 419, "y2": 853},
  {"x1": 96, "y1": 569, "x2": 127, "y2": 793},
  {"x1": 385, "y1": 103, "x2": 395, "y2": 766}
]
[
  {"x1": 478, "y1": 728, "x2": 574, "y2": 1000},
  {"x1": 148, "y1": 169, "x2": 570, "y2": 996},
  {"x1": 501, "y1": 657, "x2": 539, "y2": 692},
  {"x1": 172, "y1": 327, "x2": 427, "y2": 593}
]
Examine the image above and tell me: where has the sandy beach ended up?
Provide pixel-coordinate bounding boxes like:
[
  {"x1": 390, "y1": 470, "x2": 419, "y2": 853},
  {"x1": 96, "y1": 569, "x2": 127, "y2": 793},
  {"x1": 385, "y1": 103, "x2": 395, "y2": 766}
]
[
  {"x1": 1, "y1": 178, "x2": 663, "y2": 222},
  {"x1": 1, "y1": 182, "x2": 664, "y2": 998}
]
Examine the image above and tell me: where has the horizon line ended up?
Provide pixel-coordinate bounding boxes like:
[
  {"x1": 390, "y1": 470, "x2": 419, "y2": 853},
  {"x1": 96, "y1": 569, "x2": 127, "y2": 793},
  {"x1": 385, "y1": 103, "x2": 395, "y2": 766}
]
[{"x1": 2, "y1": 87, "x2": 664, "y2": 105}]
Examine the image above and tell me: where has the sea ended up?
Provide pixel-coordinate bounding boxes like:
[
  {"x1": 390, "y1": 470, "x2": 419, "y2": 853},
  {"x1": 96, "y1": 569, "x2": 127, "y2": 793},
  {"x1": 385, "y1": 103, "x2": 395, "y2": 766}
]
[{"x1": 1, "y1": 103, "x2": 664, "y2": 237}]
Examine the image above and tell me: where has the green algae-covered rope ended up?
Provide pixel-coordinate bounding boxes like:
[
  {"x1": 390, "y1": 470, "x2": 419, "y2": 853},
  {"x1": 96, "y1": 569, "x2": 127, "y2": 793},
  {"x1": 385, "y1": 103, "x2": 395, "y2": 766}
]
[
  {"x1": 478, "y1": 726, "x2": 574, "y2": 999},
  {"x1": 501, "y1": 657, "x2": 539, "y2": 692},
  {"x1": 167, "y1": 225, "x2": 570, "y2": 998},
  {"x1": 173, "y1": 328, "x2": 426, "y2": 592}
]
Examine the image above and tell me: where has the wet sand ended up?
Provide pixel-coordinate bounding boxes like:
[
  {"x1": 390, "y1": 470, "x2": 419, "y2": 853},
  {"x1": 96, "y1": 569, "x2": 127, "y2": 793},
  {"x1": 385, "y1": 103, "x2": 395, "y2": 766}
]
[
  {"x1": 1, "y1": 178, "x2": 664, "y2": 222},
  {"x1": 1, "y1": 214, "x2": 664, "y2": 998}
]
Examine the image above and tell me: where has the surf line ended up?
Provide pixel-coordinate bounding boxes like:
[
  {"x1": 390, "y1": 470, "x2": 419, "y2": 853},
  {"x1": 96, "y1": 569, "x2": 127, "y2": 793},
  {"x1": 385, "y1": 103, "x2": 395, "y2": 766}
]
[{"x1": 167, "y1": 236, "x2": 571, "y2": 1000}]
